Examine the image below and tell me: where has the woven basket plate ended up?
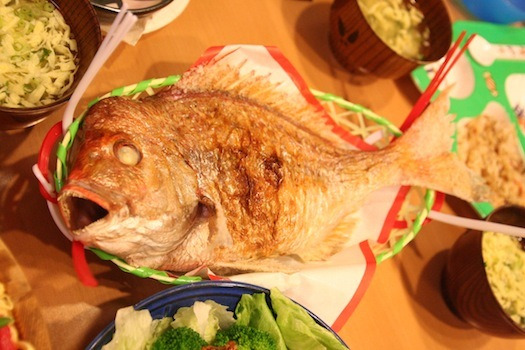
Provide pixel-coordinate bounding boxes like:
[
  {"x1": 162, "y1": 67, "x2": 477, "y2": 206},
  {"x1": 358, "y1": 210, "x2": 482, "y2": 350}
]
[{"x1": 51, "y1": 76, "x2": 435, "y2": 285}]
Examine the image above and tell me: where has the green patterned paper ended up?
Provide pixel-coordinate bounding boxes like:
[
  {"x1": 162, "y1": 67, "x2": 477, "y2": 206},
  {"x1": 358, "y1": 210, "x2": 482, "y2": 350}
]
[{"x1": 412, "y1": 21, "x2": 525, "y2": 218}]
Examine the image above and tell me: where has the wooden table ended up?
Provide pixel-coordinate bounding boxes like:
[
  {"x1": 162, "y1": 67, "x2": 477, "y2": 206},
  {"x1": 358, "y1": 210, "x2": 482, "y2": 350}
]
[{"x1": 1, "y1": 0, "x2": 524, "y2": 348}]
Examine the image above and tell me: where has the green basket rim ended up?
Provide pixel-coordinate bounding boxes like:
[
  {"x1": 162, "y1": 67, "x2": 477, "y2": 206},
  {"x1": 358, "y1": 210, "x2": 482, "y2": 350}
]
[{"x1": 55, "y1": 76, "x2": 434, "y2": 282}]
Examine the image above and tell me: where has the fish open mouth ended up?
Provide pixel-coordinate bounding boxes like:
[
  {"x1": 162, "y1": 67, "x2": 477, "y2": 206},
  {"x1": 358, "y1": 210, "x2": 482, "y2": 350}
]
[{"x1": 61, "y1": 195, "x2": 109, "y2": 231}]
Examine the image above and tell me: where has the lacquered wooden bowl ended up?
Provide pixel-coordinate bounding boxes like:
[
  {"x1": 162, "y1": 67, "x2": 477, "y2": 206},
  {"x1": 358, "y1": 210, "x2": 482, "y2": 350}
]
[
  {"x1": 0, "y1": 0, "x2": 102, "y2": 130},
  {"x1": 328, "y1": 0, "x2": 451, "y2": 79},
  {"x1": 442, "y1": 205, "x2": 525, "y2": 338}
]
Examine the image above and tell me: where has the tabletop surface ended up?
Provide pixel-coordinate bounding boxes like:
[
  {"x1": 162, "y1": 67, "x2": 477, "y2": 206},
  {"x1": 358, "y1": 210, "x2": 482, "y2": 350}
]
[{"x1": 1, "y1": 0, "x2": 524, "y2": 349}]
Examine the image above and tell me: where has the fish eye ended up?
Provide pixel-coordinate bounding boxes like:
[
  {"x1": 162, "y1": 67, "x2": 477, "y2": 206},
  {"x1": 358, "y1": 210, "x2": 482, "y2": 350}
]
[{"x1": 113, "y1": 140, "x2": 142, "y2": 166}]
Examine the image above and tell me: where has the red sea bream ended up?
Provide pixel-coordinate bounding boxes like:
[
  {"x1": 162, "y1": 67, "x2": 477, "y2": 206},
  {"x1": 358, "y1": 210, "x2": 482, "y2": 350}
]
[{"x1": 57, "y1": 58, "x2": 491, "y2": 274}]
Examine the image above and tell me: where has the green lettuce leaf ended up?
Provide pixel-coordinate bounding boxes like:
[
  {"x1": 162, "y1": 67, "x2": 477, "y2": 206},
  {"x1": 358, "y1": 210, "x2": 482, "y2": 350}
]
[
  {"x1": 235, "y1": 292, "x2": 287, "y2": 350},
  {"x1": 102, "y1": 306, "x2": 162, "y2": 350},
  {"x1": 270, "y1": 288, "x2": 348, "y2": 350},
  {"x1": 171, "y1": 300, "x2": 235, "y2": 343},
  {"x1": 145, "y1": 317, "x2": 172, "y2": 349},
  {"x1": 0, "y1": 317, "x2": 12, "y2": 328}
]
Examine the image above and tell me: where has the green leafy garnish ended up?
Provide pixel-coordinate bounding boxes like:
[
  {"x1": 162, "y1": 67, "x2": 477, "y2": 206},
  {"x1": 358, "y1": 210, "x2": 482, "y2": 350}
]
[{"x1": 0, "y1": 317, "x2": 12, "y2": 327}]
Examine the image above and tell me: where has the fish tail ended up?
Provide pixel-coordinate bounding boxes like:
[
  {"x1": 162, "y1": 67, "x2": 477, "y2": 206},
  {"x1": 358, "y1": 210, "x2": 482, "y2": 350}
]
[{"x1": 392, "y1": 92, "x2": 492, "y2": 203}]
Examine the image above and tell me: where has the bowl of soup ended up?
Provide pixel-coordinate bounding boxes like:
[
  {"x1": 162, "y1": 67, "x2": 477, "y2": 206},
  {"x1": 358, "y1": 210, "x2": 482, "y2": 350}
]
[
  {"x1": 0, "y1": 0, "x2": 102, "y2": 130},
  {"x1": 328, "y1": 0, "x2": 451, "y2": 79},
  {"x1": 442, "y1": 205, "x2": 525, "y2": 338}
]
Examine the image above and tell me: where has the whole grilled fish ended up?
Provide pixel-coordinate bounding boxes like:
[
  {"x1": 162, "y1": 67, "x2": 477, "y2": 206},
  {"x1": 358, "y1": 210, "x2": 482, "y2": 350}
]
[{"x1": 58, "y1": 61, "x2": 490, "y2": 274}]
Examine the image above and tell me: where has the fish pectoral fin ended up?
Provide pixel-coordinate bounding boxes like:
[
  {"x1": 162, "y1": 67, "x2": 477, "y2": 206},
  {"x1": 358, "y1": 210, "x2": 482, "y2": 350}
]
[
  {"x1": 296, "y1": 214, "x2": 356, "y2": 261},
  {"x1": 198, "y1": 194, "x2": 233, "y2": 248}
]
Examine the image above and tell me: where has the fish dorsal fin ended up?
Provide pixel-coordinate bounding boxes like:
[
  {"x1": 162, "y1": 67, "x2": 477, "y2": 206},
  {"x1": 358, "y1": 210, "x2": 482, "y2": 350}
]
[{"x1": 168, "y1": 56, "x2": 352, "y2": 149}]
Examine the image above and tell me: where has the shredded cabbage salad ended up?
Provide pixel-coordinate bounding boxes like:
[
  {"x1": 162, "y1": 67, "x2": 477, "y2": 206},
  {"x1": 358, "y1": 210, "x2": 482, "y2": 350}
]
[
  {"x1": 357, "y1": 0, "x2": 430, "y2": 60},
  {"x1": 0, "y1": 0, "x2": 78, "y2": 108},
  {"x1": 483, "y1": 232, "x2": 525, "y2": 329}
]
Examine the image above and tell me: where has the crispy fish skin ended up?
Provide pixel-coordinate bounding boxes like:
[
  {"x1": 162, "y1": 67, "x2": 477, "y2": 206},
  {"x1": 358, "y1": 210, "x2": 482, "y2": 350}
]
[{"x1": 58, "y1": 63, "x2": 491, "y2": 274}]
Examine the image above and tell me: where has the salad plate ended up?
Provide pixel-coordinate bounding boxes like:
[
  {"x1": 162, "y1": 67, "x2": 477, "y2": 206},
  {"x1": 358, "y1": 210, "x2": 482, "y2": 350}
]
[{"x1": 86, "y1": 280, "x2": 348, "y2": 349}]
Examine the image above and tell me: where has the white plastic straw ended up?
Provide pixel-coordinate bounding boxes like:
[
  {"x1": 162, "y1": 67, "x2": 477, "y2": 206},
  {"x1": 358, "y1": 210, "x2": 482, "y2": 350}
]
[
  {"x1": 32, "y1": 164, "x2": 55, "y2": 196},
  {"x1": 428, "y1": 210, "x2": 525, "y2": 239},
  {"x1": 62, "y1": 4, "x2": 138, "y2": 133},
  {"x1": 48, "y1": 201, "x2": 73, "y2": 241}
]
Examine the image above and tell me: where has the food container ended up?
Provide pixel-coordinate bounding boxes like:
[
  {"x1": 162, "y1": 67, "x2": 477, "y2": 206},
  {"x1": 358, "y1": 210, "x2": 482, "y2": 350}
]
[
  {"x1": 442, "y1": 205, "x2": 525, "y2": 337},
  {"x1": 86, "y1": 281, "x2": 349, "y2": 349},
  {"x1": 0, "y1": 0, "x2": 102, "y2": 130},
  {"x1": 460, "y1": 0, "x2": 525, "y2": 24},
  {"x1": 328, "y1": 0, "x2": 451, "y2": 79},
  {"x1": 91, "y1": 0, "x2": 173, "y2": 16}
]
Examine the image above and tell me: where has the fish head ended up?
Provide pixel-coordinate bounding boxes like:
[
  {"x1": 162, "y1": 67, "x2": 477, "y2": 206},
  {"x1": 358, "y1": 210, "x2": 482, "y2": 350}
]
[{"x1": 57, "y1": 97, "x2": 202, "y2": 266}]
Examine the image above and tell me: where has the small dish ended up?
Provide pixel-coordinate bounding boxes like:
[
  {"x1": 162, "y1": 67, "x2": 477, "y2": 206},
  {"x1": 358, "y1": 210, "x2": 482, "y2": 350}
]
[
  {"x1": 460, "y1": 0, "x2": 525, "y2": 24},
  {"x1": 90, "y1": 0, "x2": 173, "y2": 16},
  {"x1": 0, "y1": 0, "x2": 102, "y2": 130},
  {"x1": 442, "y1": 205, "x2": 525, "y2": 338},
  {"x1": 328, "y1": 0, "x2": 452, "y2": 79},
  {"x1": 144, "y1": 0, "x2": 190, "y2": 34}
]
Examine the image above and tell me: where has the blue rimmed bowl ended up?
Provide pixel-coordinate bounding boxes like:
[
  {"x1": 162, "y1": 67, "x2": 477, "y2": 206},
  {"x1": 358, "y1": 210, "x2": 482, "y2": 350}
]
[{"x1": 86, "y1": 280, "x2": 349, "y2": 349}]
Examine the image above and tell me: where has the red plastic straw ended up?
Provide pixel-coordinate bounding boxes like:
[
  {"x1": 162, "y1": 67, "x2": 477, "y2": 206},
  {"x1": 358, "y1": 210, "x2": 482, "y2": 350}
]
[
  {"x1": 36, "y1": 121, "x2": 63, "y2": 203},
  {"x1": 400, "y1": 31, "x2": 475, "y2": 132},
  {"x1": 72, "y1": 241, "x2": 98, "y2": 287},
  {"x1": 394, "y1": 31, "x2": 475, "y2": 228}
]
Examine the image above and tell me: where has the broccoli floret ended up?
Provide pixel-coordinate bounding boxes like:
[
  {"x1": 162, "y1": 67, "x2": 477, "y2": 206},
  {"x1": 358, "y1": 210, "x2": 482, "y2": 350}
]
[
  {"x1": 151, "y1": 327, "x2": 208, "y2": 350},
  {"x1": 213, "y1": 324, "x2": 277, "y2": 350}
]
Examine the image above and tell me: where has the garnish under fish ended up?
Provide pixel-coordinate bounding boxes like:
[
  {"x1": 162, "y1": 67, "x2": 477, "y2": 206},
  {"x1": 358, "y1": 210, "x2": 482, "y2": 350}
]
[{"x1": 57, "y1": 60, "x2": 491, "y2": 274}]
